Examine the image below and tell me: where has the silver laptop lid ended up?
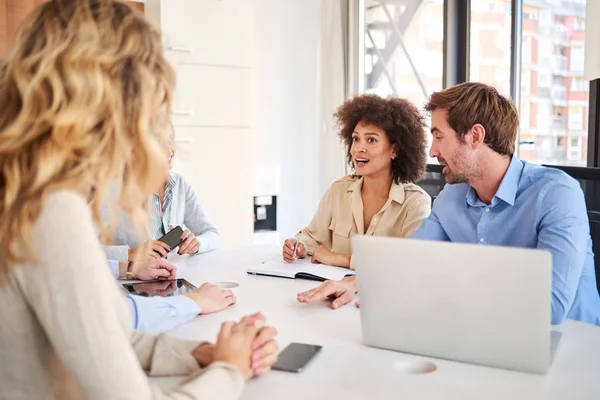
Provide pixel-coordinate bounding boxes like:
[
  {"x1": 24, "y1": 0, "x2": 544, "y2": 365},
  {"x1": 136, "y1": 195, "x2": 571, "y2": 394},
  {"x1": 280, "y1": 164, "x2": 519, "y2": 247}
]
[{"x1": 352, "y1": 236, "x2": 552, "y2": 374}]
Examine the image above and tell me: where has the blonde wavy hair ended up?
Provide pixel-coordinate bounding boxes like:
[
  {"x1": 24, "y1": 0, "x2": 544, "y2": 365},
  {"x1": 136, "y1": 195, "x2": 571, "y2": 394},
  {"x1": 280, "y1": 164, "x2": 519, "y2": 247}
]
[{"x1": 0, "y1": 0, "x2": 175, "y2": 274}]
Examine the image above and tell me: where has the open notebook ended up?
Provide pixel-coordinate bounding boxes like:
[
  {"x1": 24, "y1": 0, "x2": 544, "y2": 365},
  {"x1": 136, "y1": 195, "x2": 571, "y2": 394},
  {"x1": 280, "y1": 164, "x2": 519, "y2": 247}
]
[{"x1": 247, "y1": 258, "x2": 355, "y2": 281}]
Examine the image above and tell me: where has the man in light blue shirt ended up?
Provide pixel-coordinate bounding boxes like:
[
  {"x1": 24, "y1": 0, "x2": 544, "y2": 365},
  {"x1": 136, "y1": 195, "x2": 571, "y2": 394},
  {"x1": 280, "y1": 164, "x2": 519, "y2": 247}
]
[
  {"x1": 297, "y1": 82, "x2": 600, "y2": 326},
  {"x1": 109, "y1": 259, "x2": 236, "y2": 333},
  {"x1": 411, "y1": 156, "x2": 600, "y2": 325}
]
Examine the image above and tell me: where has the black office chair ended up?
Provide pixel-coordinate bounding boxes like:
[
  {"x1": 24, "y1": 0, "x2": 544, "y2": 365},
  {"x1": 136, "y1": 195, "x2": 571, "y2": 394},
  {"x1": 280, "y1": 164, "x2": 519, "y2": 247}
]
[
  {"x1": 543, "y1": 164, "x2": 600, "y2": 295},
  {"x1": 417, "y1": 164, "x2": 446, "y2": 204}
]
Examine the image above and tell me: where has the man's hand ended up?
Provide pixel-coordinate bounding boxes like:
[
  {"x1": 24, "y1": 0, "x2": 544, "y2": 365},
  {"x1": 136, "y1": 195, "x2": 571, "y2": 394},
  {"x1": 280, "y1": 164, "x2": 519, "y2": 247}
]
[
  {"x1": 182, "y1": 283, "x2": 236, "y2": 314},
  {"x1": 131, "y1": 259, "x2": 177, "y2": 280},
  {"x1": 297, "y1": 276, "x2": 358, "y2": 309}
]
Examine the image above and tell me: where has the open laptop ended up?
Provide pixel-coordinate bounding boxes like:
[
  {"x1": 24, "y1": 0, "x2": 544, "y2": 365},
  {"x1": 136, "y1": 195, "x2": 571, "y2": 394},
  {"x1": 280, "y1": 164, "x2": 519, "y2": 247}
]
[{"x1": 352, "y1": 235, "x2": 554, "y2": 374}]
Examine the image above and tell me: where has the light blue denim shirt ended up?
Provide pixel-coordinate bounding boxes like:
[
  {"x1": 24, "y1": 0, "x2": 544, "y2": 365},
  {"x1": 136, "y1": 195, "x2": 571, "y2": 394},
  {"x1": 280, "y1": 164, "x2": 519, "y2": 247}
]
[
  {"x1": 108, "y1": 260, "x2": 200, "y2": 333},
  {"x1": 413, "y1": 155, "x2": 600, "y2": 325}
]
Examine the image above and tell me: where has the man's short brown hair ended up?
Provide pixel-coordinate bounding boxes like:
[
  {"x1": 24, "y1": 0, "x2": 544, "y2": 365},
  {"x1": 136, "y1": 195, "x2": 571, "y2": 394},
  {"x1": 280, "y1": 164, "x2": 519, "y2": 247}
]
[{"x1": 424, "y1": 82, "x2": 519, "y2": 156}]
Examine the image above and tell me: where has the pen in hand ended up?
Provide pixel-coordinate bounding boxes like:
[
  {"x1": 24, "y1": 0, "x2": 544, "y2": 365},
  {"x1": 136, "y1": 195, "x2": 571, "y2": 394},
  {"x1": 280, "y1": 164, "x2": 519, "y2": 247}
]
[{"x1": 292, "y1": 231, "x2": 302, "y2": 259}]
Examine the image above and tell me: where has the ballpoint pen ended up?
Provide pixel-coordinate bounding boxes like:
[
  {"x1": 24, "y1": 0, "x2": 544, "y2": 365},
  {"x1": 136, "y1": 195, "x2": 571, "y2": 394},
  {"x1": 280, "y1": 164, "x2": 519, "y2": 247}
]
[{"x1": 292, "y1": 230, "x2": 302, "y2": 258}]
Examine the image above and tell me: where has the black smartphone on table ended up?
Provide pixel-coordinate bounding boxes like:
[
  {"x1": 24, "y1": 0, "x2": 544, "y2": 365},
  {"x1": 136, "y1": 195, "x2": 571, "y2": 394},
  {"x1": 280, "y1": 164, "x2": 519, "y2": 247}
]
[
  {"x1": 272, "y1": 342, "x2": 323, "y2": 373},
  {"x1": 157, "y1": 226, "x2": 185, "y2": 254}
]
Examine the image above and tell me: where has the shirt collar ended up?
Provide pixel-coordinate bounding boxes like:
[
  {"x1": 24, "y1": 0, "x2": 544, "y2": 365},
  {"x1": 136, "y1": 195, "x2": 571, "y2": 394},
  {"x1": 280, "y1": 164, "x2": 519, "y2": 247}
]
[
  {"x1": 346, "y1": 176, "x2": 406, "y2": 204},
  {"x1": 152, "y1": 173, "x2": 177, "y2": 197},
  {"x1": 165, "y1": 173, "x2": 176, "y2": 194},
  {"x1": 465, "y1": 155, "x2": 523, "y2": 207}
]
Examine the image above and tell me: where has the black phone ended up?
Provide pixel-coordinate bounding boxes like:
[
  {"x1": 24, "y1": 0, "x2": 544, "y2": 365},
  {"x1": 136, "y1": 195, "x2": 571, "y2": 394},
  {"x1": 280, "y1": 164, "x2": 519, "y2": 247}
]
[
  {"x1": 272, "y1": 342, "x2": 322, "y2": 373},
  {"x1": 157, "y1": 226, "x2": 184, "y2": 252},
  {"x1": 122, "y1": 278, "x2": 197, "y2": 297}
]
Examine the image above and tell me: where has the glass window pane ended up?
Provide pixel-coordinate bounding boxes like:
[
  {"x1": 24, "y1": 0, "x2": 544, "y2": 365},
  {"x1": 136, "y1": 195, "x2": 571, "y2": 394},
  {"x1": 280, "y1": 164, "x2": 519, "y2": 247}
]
[
  {"x1": 364, "y1": 0, "x2": 444, "y2": 104},
  {"x1": 519, "y1": 0, "x2": 588, "y2": 166},
  {"x1": 363, "y1": 0, "x2": 444, "y2": 161},
  {"x1": 470, "y1": 0, "x2": 513, "y2": 95}
]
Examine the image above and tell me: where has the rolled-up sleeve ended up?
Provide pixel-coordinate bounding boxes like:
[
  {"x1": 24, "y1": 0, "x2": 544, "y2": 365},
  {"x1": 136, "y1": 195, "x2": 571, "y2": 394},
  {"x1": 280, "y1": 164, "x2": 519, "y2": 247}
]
[{"x1": 536, "y1": 182, "x2": 590, "y2": 325}]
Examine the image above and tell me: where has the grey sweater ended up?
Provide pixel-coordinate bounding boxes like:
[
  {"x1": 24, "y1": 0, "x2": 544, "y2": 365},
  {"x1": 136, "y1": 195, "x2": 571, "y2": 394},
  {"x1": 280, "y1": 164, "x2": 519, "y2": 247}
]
[
  {"x1": 105, "y1": 172, "x2": 220, "y2": 261},
  {"x1": 0, "y1": 191, "x2": 243, "y2": 400}
]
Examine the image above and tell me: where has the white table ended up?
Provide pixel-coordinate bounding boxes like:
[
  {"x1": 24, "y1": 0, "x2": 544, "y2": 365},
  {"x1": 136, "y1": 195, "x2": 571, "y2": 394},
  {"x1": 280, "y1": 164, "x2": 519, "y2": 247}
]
[{"x1": 155, "y1": 245, "x2": 600, "y2": 400}]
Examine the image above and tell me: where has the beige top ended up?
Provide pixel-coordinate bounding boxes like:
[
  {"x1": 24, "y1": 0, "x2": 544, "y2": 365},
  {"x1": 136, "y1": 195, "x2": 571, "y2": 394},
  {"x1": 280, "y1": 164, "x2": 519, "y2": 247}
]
[
  {"x1": 0, "y1": 191, "x2": 244, "y2": 400},
  {"x1": 300, "y1": 176, "x2": 431, "y2": 262}
]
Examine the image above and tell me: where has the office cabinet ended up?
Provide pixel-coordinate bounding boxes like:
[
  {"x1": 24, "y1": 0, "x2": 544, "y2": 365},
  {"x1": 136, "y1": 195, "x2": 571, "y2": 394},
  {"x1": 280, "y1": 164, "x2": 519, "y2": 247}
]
[{"x1": 147, "y1": 0, "x2": 254, "y2": 248}]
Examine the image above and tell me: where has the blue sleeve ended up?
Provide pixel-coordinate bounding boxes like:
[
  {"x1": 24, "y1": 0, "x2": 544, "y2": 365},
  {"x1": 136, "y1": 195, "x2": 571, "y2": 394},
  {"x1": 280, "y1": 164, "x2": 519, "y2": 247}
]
[
  {"x1": 537, "y1": 181, "x2": 590, "y2": 325},
  {"x1": 410, "y1": 201, "x2": 450, "y2": 241},
  {"x1": 108, "y1": 260, "x2": 119, "y2": 278},
  {"x1": 125, "y1": 294, "x2": 201, "y2": 334}
]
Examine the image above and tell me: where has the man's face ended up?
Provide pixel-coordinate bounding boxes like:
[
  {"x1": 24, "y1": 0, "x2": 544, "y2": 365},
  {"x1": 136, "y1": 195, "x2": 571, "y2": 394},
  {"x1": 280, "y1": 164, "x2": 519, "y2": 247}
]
[{"x1": 429, "y1": 109, "x2": 476, "y2": 184}]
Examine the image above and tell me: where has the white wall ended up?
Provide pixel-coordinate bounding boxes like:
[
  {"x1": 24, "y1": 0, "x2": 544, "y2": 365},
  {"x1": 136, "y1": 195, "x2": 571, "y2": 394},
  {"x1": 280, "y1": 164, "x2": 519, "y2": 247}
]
[
  {"x1": 253, "y1": 0, "x2": 324, "y2": 241},
  {"x1": 149, "y1": 0, "x2": 346, "y2": 247},
  {"x1": 148, "y1": 0, "x2": 255, "y2": 249}
]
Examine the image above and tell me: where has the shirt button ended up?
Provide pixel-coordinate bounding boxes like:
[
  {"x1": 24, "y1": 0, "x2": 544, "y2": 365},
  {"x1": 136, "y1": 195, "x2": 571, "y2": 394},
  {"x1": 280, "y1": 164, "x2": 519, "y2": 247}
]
[
  {"x1": 485, "y1": 208, "x2": 490, "y2": 213},
  {"x1": 479, "y1": 238, "x2": 485, "y2": 243}
]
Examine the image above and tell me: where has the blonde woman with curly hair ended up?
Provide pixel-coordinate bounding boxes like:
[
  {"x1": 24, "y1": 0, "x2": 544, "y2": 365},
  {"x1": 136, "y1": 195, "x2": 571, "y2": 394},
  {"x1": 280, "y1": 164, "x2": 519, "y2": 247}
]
[{"x1": 0, "y1": 1, "x2": 277, "y2": 399}]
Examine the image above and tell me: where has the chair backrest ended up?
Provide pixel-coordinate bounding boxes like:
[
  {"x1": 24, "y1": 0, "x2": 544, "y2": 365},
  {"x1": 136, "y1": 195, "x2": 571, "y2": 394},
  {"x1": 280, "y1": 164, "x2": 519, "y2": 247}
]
[
  {"x1": 587, "y1": 212, "x2": 600, "y2": 294},
  {"x1": 417, "y1": 164, "x2": 446, "y2": 203}
]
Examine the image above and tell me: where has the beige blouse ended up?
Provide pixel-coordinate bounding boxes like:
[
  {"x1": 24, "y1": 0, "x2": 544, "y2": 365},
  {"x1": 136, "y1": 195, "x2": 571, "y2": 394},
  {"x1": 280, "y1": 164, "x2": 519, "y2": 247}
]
[
  {"x1": 299, "y1": 176, "x2": 431, "y2": 262},
  {"x1": 0, "y1": 191, "x2": 244, "y2": 400}
]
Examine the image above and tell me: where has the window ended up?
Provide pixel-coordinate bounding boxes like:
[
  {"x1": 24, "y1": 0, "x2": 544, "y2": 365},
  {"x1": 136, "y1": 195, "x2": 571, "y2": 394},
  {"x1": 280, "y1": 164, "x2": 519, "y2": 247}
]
[
  {"x1": 574, "y1": 18, "x2": 585, "y2": 31},
  {"x1": 518, "y1": 1, "x2": 588, "y2": 167},
  {"x1": 520, "y1": 101, "x2": 530, "y2": 129},
  {"x1": 571, "y1": 46, "x2": 585, "y2": 72},
  {"x1": 521, "y1": 69, "x2": 531, "y2": 97},
  {"x1": 523, "y1": 5, "x2": 538, "y2": 21},
  {"x1": 538, "y1": 72, "x2": 551, "y2": 87},
  {"x1": 522, "y1": 36, "x2": 532, "y2": 65},
  {"x1": 363, "y1": 0, "x2": 443, "y2": 107},
  {"x1": 362, "y1": 0, "x2": 443, "y2": 164},
  {"x1": 568, "y1": 136, "x2": 581, "y2": 161},
  {"x1": 569, "y1": 105, "x2": 583, "y2": 131},
  {"x1": 537, "y1": 102, "x2": 551, "y2": 132},
  {"x1": 539, "y1": 9, "x2": 553, "y2": 24},
  {"x1": 357, "y1": 0, "x2": 589, "y2": 168},
  {"x1": 571, "y1": 77, "x2": 587, "y2": 92},
  {"x1": 571, "y1": 137, "x2": 580, "y2": 148},
  {"x1": 469, "y1": 0, "x2": 512, "y2": 95}
]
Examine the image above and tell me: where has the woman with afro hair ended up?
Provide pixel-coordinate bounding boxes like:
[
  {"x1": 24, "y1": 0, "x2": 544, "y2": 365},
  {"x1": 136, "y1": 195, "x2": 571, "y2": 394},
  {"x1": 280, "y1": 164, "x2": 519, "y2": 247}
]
[{"x1": 282, "y1": 94, "x2": 431, "y2": 268}]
